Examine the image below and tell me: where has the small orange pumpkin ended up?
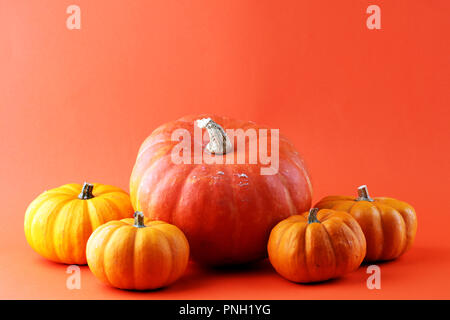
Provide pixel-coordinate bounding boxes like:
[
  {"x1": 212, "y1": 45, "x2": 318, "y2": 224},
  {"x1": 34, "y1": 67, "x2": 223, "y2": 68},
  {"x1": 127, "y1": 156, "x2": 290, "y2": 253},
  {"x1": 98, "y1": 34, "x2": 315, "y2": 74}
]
[
  {"x1": 86, "y1": 212, "x2": 190, "y2": 290},
  {"x1": 268, "y1": 208, "x2": 366, "y2": 283},
  {"x1": 315, "y1": 185, "x2": 417, "y2": 262},
  {"x1": 24, "y1": 182, "x2": 134, "y2": 264}
]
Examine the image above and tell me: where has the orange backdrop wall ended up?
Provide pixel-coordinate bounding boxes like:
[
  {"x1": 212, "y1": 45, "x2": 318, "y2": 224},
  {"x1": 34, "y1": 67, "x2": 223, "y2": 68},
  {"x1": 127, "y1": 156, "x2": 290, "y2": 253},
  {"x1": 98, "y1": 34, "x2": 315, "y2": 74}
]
[{"x1": 0, "y1": 0, "x2": 449, "y2": 299}]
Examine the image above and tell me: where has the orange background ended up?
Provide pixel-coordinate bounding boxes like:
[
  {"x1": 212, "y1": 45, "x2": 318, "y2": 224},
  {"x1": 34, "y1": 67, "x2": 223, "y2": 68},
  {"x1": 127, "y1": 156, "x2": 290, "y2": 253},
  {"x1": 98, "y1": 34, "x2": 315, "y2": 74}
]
[{"x1": 1, "y1": 0, "x2": 449, "y2": 299}]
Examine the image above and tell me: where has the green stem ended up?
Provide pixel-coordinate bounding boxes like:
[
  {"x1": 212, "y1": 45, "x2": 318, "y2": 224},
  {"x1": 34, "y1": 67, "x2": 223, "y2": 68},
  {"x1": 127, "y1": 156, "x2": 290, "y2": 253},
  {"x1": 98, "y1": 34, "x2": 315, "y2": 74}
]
[
  {"x1": 133, "y1": 211, "x2": 146, "y2": 228},
  {"x1": 78, "y1": 182, "x2": 94, "y2": 200},
  {"x1": 307, "y1": 208, "x2": 320, "y2": 224}
]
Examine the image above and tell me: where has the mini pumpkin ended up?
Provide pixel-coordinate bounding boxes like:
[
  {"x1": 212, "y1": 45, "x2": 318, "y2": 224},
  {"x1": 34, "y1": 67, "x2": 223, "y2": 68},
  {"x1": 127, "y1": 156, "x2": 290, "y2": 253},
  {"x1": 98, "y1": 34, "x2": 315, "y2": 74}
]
[
  {"x1": 86, "y1": 212, "x2": 189, "y2": 290},
  {"x1": 267, "y1": 208, "x2": 366, "y2": 283},
  {"x1": 315, "y1": 185, "x2": 417, "y2": 262},
  {"x1": 24, "y1": 182, "x2": 134, "y2": 264}
]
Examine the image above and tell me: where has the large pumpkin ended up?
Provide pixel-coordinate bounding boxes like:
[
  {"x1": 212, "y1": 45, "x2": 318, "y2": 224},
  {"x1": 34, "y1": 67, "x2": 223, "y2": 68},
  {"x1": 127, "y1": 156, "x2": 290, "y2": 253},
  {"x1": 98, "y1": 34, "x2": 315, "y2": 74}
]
[
  {"x1": 130, "y1": 115, "x2": 312, "y2": 265},
  {"x1": 24, "y1": 182, "x2": 134, "y2": 264},
  {"x1": 268, "y1": 208, "x2": 366, "y2": 283},
  {"x1": 315, "y1": 185, "x2": 417, "y2": 261},
  {"x1": 86, "y1": 212, "x2": 189, "y2": 290}
]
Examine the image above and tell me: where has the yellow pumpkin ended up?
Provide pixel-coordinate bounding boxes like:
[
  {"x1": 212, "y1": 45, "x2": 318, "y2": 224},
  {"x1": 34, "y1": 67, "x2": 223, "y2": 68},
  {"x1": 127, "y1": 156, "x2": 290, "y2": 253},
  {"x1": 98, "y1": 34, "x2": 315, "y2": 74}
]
[
  {"x1": 86, "y1": 212, "x2": 190, "y2": 290},
  {"x1": 24, "y1": 182, "x2": 134, "y2": 264}
]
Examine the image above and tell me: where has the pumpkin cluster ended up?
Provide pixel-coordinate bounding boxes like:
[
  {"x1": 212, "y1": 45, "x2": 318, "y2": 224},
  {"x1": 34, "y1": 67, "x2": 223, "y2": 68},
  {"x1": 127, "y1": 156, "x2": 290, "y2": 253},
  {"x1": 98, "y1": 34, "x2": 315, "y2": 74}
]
[
  {"x1": 24, "y1": 182, "x2": 189, "y2": 290},
  {"x1": 267, "y1": 184, "x2": 417, "y2": 283},
  {"x1": 24, "y1": 115, "x2": 417, "y2": 289}
]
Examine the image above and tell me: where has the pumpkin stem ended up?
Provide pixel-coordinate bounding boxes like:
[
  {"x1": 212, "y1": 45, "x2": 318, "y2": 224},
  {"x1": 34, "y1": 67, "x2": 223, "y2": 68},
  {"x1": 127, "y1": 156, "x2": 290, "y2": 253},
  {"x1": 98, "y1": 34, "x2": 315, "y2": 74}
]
[
  {"x1": 356, "y1": 185, "x2": 374, "y2": 202},
  {"x1": 133, "y1": 211, "x2": 146, "y2": 228},
  {"x1": 78, "y1": 182, "x2": 94, "y2": 200},
  {"x1": 196, "y1": 118, "x2": 233, "y2": 155},
  {"x1": 307, "y1": 208, "x2": 320, "y2": 224}
]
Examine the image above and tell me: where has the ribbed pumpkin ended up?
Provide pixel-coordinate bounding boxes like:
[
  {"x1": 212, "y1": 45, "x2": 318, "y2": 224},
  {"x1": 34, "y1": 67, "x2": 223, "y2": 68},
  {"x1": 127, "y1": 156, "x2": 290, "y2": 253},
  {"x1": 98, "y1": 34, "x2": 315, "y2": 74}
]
[
  {"x1": 24, "y1": 182, "x2": 134, "y2": 264},
  {"x1": 268, "y1": 208, "x2": 366, "y2": 283},
  {"x1": 130, "y1": 115, "x2": 312, "y2": 265},
  {"x1": 315, "y1": 185, "x2": 417, "y2": 261},
  {"x1": 86, "y1": 212, "x2": 189, "y2": 290}
]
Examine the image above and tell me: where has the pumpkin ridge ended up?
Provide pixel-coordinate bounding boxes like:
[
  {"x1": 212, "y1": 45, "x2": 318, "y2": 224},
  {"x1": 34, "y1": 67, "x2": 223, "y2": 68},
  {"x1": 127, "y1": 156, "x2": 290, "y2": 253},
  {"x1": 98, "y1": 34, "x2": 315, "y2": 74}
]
[
  {"x1": 304, "y1": 223, "x2": 334, "y2": 282},
  {"x1": 133, "y1": 151, "x2": 174, "y2": 210},
  {"x1": 86, "y1": 199, "x2": 105, "y2": 234},
  {"x1": 113, "y1": 192, "x2": 135, "y2": 216},
  {"x1": 288, "y1": 221, "x2": 309, "y2": 281},
  {"x1": 101, "y1": 224, "x2": 130, "y2": 287},
  {"x1": 77, "y1": 200, "x2": 94, "y2": 263},
  {"x1": 126, "y1": 226, "x2": 137, "y2": 290},
  {"x1": 314, "y1": 208, "x2": 336, "y2": 222},
  {"x1": 343, "y1": 216, "x2": 366, "y2": 263},
  {"x1": 283, "y1": 221, "x2": 305, "y2": 250},
  {"x1": 37, "y1": 188, "x2": 75, "y2": 199},
  {"x1": 119, "y1": 218, "x2": 135, "y2": 226},
  {"x1": 278, "y1": 220, "x2": 309, "y2": 280},
  {"x1": 37, "y1": 197, "x2": 74, "y2": 262},
  {"x1": 376, "y1": 203, "x2": 407, "y2": 259},
  {"x1": 277, "y1": 172, "x2": 296, "y2": 215},
  {"x1": 333, "y1": 219, "x2": 364, "y2": 272},
  {"x1": 87, "y1": 222, "x2": 124, "y2": 284},
  {"x1": 65, "y1": 199, "x2": 91, "y2": 263},
  {"x1": 352, "y1": 201, "x2": 383, "y2": 261},
  {"x1": 224, "y1": 165, "x2": 242, "y2": 259},
  {"x1": 334, "y1": 200, "x2": 358, "y2": 212},
  {"x1": 320, "y1": 221, "x2": 338, "y2": 278},
  {"x1": 51, "y1": 199, "x2": 81, "y2": 263},
  {"x1": 139, "y1": 120, "x2": 195, "y2": 155},
  {"x1": 130, "y1": 141, "x2": 173, "y2": 195},
  {"x1": 132, "y1": 227, "x2": 146, "y2": 290},
  {"x1": 137, "y1": 140, "x2": 178, "y2": 161},
  {"x1": 159, "y1": 161, "x2": 198, "y2": 225},
  {"x1": 296, "y1": 222, "x2": 310, "y2": 281},
  {"x1": 285, "y1": 155, "x2": 313, "y2": 199},
  {"x1": 27, "y1": 195, "x2": 72, "y2": 258},
  {"x1": 376, "y1": 198, "x2": 416, "y2": 255},
  {"x1": 53, "y1": 184, "x2": 82, "y2": 195},
  {"x1": 372, "y1": 202, "x2": 387, "y2": 260},
  {"x1": 149, "y1": 227, "x2": 176, "y2": 287},
  {"x1": 92, "y1": 187, "x2": 129, "y2": 197},
  {"x1": 336, "y1": 214, "x2": 366, "y2": 252},
  {"x1": 229, "y1": 166, "x2": 261, "y2": 255},
  {"x1": 272, "y1": 220, "x2": 296, "y2": 250},
  {"x1": 101, "y1": 195, "x2": 129, "y2": 221},
  {"x1": 303, "y1": 224, "x2": 316, "y2": 278},
  {"x1": 25, "y1": 194, "x2": 51, "y2": 251},
  {"x1": 248, "y1": 171, "x2": 284, "y2": 241}
]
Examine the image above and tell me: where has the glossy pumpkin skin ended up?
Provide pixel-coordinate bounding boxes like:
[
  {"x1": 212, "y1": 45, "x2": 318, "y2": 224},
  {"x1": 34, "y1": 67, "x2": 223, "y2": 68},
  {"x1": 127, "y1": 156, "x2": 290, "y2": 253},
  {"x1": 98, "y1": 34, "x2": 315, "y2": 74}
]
[
  {"x1": 268, "y1": 209, "x2": 366, "y2": 283},
  {"x1": 24, "y1": 183, "x2": 134, "y2": 264},
  {"x1": 129, "y1": 114, "x2": 312, "y2": 265},
  {"x1": 315, "y1": 187, "x2": 417, "y2": 262},
  {"x1": 86, "y1": 215, "x2": 189, "y2": 290}
]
